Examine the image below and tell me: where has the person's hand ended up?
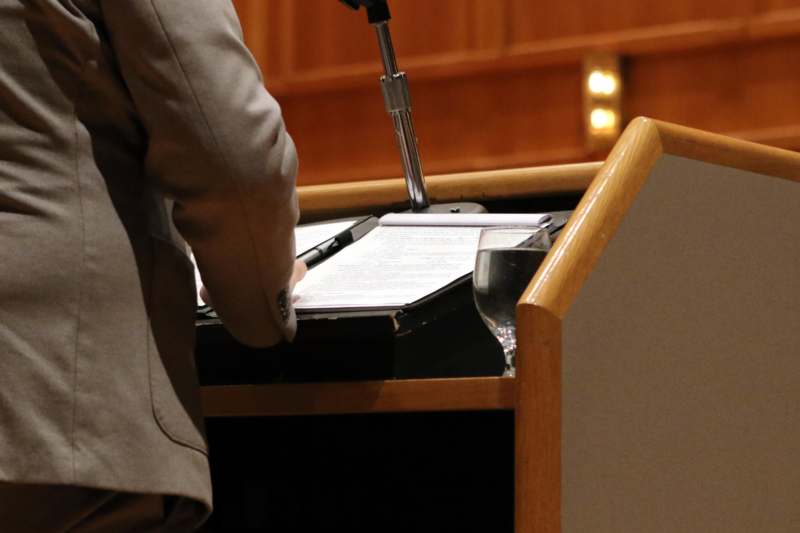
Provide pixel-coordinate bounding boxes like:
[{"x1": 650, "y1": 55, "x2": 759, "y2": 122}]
[
  {"x1": 199, "y1": 284, "x2": 212, "y2": 306},
  {"x1": 290, "y1": 259, "x2": 307, "y2": 290},
  {"x1": 199, "y1": 259, "x2": 307, "y2": 307}
]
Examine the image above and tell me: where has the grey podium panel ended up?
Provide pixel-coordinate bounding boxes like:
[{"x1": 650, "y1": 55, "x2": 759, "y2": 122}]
[{"x1": 563, "y1": 155, "x2": 800, "y2": 532}]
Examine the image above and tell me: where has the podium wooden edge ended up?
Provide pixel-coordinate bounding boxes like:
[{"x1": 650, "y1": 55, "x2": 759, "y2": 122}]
[
  {"x1": 201, "y1": 377, "x2": 515, "y2": 417},
  {"x1": 298, "y1": 162, "x2": 601, "y2": 218},
  {"x1": 521, "y1": 117, "x2": 800, "y2": 318},
  {"x1": 513, "y1": 116, "x2": 800, "y2": 533},
  {"x1": 201, "y1": 161, "x2": 602, "y2": 418}
]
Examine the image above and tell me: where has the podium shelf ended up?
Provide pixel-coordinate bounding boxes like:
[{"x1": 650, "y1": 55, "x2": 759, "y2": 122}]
[{"x1": 201, "y1": 377, "x2": 514, "y2": 417}]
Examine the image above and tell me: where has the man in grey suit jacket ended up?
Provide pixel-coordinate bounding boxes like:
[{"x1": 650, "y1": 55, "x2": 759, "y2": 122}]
[{"x1": 0, "y1": 1, "x2": 301, "y2": 530}]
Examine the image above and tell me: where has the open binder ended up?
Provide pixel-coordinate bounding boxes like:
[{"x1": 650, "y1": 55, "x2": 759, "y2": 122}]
[
  {"x1": 294, "y1": 215, "x2": 379, "y2": 268},
  {"x1": 294, "y1": 212, "x2": 551, "y2": 314},
  {"x1": 195, "y1": 212, "x2": 561, "y2": 384},
  {"x1": 194, "y1": 215, "x2": 378, "y2": 313}
]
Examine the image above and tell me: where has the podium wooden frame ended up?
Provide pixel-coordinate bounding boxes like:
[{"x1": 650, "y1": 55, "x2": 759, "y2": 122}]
[
  {"x1": 202, "y1": 118, "x2": 800, "y2": 532},
  {"x1": 201, "y1": 161, "x2": 599, "y2": 418},
  {"x1": 517, "y1": 118, "x2": 800, "y2": 532}
]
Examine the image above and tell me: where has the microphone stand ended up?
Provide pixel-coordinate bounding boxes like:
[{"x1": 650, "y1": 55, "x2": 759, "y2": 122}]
[{"x1": 340, "y1": 0, "x2": 485, "y2": 214}]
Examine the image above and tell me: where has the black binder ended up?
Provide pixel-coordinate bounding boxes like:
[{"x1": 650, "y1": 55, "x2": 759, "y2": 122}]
[
  {"x1": 195, "y1": 211, "x2": 570, "y2": 385},
  {"x1": 196, "y1": 273, "x2": 503, "y2": 385}
]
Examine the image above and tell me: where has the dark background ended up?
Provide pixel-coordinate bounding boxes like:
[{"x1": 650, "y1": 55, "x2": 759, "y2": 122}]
[{"x1": 203, "y1": 411, "x2": 514, "y2": 532}]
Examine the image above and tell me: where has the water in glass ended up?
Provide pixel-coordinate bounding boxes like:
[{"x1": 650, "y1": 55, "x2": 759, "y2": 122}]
[{"x1": 473, "y1": 228, "x2": 550, "y2": 377}]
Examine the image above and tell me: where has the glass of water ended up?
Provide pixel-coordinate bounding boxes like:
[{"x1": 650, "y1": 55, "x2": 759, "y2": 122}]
[{"x1": 473, "y1": 226, "x2": 552, "y2": 377}]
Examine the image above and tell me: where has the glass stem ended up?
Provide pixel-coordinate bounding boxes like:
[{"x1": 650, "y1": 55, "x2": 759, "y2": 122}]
[{"x1": 501, "y1": 342, "x2": 516, "y2": 378}]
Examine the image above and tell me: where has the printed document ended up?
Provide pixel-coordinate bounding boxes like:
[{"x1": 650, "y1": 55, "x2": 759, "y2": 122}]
[{"x1": 293, "y1": 225, "x2": 483, "y2": 310}]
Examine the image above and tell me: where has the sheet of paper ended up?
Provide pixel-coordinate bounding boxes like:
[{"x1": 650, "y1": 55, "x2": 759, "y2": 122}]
[
  {"x1": 189, "y1": 219, "x2": 361, "y2": 307},
  {"x1": 295, "y1": 218, "x2": 361, "y2": 255},
  {"x1": 378, "y1": 212, "x2": 550, "y2": 227},
  {"x1": 293, "y1": 225, "x2": 483, "y2": 310}
]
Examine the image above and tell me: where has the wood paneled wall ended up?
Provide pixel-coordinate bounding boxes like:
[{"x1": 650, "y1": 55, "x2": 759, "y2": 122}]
[{"x1": 232, "y1": 0, "x2": 800, "y2": 185}]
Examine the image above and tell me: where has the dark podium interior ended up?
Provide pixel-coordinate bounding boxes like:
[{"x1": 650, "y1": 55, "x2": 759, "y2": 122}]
[{"x1": 197, "y1": 193, "x2": 580, "y2": 532}]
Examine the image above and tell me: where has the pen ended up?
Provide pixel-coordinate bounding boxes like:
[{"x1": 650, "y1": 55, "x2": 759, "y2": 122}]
[
  {"x1": 297, "y1": 237, "x2": 344, "y2": 268},
  {"x1": 297, "y1": 216, "x2": 380, "y2": 268}
]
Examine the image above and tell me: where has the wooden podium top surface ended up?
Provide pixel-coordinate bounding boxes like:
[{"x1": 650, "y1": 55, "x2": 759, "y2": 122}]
[
  {"x1": 202, "y1": 377, "x2": 515, "y2": 417},
  {"x1": 298, "y1": 162, "x2": 600, "y2": 219},
  {"x1": 201, "y1": 160, "x2": 600, "y2": 417}
]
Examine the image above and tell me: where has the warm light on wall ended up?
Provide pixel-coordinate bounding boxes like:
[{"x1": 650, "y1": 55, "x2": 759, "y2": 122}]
[
  {"x1": 590, "y1": 108, "x2": 618, "y2": 130},
  {"x1": 583, "y1": 54, "x2": 622, "y2": 151},
  {"x1": 587, "y1": 70, "x2": 619, "y2": 96}
]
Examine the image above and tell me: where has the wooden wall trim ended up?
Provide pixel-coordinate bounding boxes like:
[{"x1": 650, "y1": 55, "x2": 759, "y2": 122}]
[
  {"x1": 268, "y1": 13, "x2": 800, "y2": 97},
  {"x1": 239, "y1": 1, "x2": 269, "y2": 68},
  {"x1": 748, "y1": 7, "x2": 800, "y2": 40},
  {"x1": 233, "y1": 3, "x2": 800, "y2": 187},
  {"x1": 470, "y1": 0, "x2": 508, "y2": 50}
]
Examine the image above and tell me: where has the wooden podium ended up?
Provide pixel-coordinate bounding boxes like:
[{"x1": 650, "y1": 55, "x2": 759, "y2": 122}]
[
  {"x1": 202, "y1": 118, "x2": 800, "y2": 532},
  {"x1": 518, "y1": 118, "x2": 800, "y2": 532}
]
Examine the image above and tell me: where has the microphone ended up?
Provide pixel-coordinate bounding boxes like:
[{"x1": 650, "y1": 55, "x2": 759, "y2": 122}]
[
  {"x1": 339, "y1": 0, "x2": 391, "y2": 24},
  {"x1": 337, "y1": 0, "x2": 485, "y2": 214}
]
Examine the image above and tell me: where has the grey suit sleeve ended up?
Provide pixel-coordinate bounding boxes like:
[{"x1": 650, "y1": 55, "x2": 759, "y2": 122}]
[{"x1": 99, "y1": 0, "x2": 299, "y2": 346}]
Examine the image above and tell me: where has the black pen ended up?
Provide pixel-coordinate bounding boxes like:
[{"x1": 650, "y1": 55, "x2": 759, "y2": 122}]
[
  {"x1": 297, "y1": 237, "x2": 344, "y2": 268},
  {"x1": 297, "y1": 216, "x2": 379, "y2": 268}
]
